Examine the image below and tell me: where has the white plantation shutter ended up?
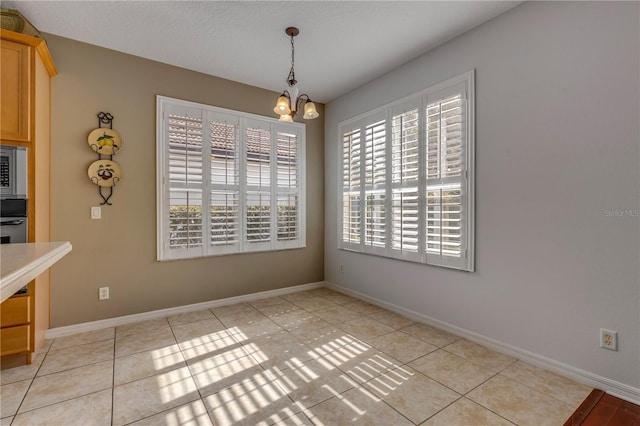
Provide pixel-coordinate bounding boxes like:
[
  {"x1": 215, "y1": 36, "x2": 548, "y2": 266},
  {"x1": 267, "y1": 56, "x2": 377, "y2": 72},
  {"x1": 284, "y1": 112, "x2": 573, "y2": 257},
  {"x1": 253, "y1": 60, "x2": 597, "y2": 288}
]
[
  {"x1": 209, "y1": 114, "x2": 240, "y2": 253},
  {"x1": 425, "y1": 81, "x2": 470, "y2": 270},
  {"x1": 338, "y1": 71, "x2": 474, "y2": 271},
  {"x1": 340, "y1": 117, "x2": 388, "y2": 254},
  {"x1": 364, "y1": 118, "x2": 387, "y2": 253},
  {"x1": 390, "y1": 105, "x2": 420, "y2": 260},
  {"x1": 245, "y1": 122, "x2": 272, "y2": 250},
  {"x1": 276, "y1": 129, "x2": 301, "y2": 245},
  {"x1": 341, "y1": 127, "x2": 362, "y2": 249},
  {"x1": 165, "y1": 106, "x2": 205, "y2": 258},
  {"x1": 157, "y1": 96, "x2": 305, "y2": 261}
]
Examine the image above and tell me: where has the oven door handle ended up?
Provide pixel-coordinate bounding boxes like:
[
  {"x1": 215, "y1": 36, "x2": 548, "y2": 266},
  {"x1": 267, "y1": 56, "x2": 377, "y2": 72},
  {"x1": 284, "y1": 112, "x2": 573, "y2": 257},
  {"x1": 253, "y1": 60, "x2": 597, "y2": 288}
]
[{"x1": 0, "y1": 219, "x2": 25, "y2": 226}]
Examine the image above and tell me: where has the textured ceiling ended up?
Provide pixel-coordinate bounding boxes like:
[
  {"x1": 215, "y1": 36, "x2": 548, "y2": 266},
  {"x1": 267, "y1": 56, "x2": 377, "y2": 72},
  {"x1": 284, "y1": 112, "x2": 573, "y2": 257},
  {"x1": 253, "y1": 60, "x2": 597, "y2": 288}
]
[{"x1": 4, "y1": 1, "x2": 521, "y2": 103}]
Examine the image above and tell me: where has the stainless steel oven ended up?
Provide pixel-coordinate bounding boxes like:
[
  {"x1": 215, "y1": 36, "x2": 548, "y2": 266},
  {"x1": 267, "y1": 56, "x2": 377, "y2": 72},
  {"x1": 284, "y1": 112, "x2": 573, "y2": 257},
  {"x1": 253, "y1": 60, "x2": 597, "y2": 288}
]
[
  {"x1": 0, "y1": 198, "x2": 28, "y2": 244},
  {"x1": 0, "y1": 145, "x2": 28, "y2": 244}
]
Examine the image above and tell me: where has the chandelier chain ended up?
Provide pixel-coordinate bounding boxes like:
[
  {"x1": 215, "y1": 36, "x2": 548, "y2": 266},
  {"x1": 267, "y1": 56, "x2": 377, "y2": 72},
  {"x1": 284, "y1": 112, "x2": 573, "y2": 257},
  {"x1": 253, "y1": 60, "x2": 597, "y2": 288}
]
[{"x1": 287, "y1": 33, "x2": 296, "y2": 86}]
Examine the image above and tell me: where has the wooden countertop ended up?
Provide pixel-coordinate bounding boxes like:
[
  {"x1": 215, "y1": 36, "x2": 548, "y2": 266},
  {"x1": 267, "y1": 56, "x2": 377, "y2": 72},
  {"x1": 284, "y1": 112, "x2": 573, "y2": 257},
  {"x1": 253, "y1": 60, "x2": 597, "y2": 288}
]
[{"x1": 0, "y1": 242, "x2": 72, "y2": 303}]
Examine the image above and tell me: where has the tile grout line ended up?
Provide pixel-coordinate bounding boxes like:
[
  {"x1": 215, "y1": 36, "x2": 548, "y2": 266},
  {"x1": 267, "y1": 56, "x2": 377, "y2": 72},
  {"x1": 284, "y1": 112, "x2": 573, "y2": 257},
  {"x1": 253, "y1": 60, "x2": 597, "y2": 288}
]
[
  {"x1": 119, "y1": 319, "x2": 211, "y2": 426},
  {"x1": 13, "y1": 333, "x2": 116, "y2": 421},
  {"x1": 458, "y1": 366, "x2": 518, "y2": 424},
  {"x1": 6, "y1": 334, "x2": 119, "y2": 422},
  {"x1": 10, "y1": 389, "x2": 114, "y2": 424},
  {"x1": 24, "y1": 341, "x2": 115, "y2": 380},
  {"x1": 493, "y1": 364, "x2": 590, "y2": 409},
  {"x1": 177, "y1": 312, "x2": 215, "y2": 421},
  {"x1": 10, "y1": 339, "x2": 54, "y2": 422},
  {"x1": 419, "y1": 395, "x2": 465, "y2": 425}
]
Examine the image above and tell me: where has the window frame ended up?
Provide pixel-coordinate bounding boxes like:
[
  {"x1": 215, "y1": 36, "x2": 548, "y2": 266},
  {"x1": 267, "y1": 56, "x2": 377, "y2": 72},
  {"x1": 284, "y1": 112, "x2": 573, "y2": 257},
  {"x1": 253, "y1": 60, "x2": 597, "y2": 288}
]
[
  {"x1": 157, "y1": 95, "x2": 306, "y2": 261},
  {"x1": 337, "y1": 70, "x2": 475, "y2": 271}
]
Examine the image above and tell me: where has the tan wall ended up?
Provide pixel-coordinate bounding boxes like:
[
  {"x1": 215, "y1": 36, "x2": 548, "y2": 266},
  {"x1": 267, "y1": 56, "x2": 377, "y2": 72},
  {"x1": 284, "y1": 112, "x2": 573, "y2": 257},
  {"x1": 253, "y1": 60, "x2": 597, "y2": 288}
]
[{"x1": 45, "y1": 35, "x2": 324, "y2": 327}]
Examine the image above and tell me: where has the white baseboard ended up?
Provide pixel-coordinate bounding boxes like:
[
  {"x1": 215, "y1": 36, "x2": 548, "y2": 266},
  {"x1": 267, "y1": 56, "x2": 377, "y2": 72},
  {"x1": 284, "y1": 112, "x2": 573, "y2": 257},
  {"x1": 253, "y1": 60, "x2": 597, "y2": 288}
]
[
  {"x1": 46, "y1": 281, "x2": 325, "y2": 339},
  {"x1": 325, "y1": 281, "x2": 640, "y2": 405}
]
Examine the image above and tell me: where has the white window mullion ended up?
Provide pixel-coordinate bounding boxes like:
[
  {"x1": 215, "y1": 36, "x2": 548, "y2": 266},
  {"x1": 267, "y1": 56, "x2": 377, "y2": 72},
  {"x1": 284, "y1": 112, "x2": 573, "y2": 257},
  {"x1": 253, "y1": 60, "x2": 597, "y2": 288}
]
[
  {"x1": 384, "y1": 110, "x2": 393, "y2": 257},
  {"x1": 418, "y1": 96, "x2": 427, "y2": 264},
  {"x1": 201, "y1": 114, "x2": 213, "y2": 257},
  {"x1": 158, "y1": 102, "x2": 169, "y2": 259},
  {"x1": 238, "y1": 118, "x2": 248, "y2": 253},
  {"x1": 297, "y1": 129, "x2": 306, "y2": 246},
  {"x1": 269, "y1": 123, "x2": 278, "y2": 250},
  {"x1": 358, "y1": 125, "x2": 366, "y2": 253}
]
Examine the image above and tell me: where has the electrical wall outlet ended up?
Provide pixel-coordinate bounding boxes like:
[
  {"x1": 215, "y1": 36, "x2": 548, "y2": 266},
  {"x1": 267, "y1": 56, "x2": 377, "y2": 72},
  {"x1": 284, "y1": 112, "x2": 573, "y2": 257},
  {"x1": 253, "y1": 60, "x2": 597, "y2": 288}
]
[
  {"x1": 340, "y1": 264, "x2": 344, "y2": 273},
  {"x1": 99, "y1": 287, "x2": 110, "y2": 300},
  {"x1": 600, "y1": 328, "x2": 618, "y2": 351}
]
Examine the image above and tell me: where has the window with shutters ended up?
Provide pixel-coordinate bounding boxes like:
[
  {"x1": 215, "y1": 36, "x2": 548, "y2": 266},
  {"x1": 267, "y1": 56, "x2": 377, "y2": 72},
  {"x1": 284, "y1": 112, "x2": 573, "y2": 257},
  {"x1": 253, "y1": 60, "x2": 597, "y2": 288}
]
[
  {"x1": 157, "y1": 96, "x2": 305, "y2": 261},
  {"x1": 338, "y1": 71, "x2": 474, "y2": 271}
]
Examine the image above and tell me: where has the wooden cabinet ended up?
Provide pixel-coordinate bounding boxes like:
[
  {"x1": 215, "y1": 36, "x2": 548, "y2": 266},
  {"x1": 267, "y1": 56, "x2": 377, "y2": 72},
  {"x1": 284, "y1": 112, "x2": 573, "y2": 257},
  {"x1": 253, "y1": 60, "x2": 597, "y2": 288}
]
[
  {"x1": 1, "y1": 295, "x2": 30, "y2": 325},
  {"x1": 1, "y1": 325, "x2": 30, "y2": 356},
  {"x1": 0, "y1": 39, "x2": 30, "y2": 142},
  {"x1": 0, "y1": 296, "x2": 30, "y2": 356},
  {"x1": 0, "y1": 29, "x2": 56, "y2": 367}
]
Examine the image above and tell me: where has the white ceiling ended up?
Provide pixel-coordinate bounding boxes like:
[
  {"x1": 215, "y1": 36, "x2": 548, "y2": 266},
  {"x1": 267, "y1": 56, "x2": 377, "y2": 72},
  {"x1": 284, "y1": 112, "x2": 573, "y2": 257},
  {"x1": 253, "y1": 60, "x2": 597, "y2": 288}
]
[{"x1": 5, "y1": 1, "x2": 521, "y2": 103}]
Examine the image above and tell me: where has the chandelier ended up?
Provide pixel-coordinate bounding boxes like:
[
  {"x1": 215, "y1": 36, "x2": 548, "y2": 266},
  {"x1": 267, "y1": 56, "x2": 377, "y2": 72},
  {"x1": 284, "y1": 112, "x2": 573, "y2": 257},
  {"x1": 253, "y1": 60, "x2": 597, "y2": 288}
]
[{"x1": 273, "y1": 27, "x2": 319, "y2": 122}]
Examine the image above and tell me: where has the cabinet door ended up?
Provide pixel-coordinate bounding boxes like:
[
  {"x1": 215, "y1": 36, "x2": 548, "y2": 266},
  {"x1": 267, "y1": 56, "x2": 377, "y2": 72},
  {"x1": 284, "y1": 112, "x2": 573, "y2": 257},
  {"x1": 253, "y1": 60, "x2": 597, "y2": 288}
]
[
  {"x1": 0, "y1": 296, "x2": 30, "y2": 326},
  {"x1": 1, "y1": 40, "x2": 31, "y2": 142},
  {"x1": 0, "y1": 325, "x2": 30, "y2": 356}
]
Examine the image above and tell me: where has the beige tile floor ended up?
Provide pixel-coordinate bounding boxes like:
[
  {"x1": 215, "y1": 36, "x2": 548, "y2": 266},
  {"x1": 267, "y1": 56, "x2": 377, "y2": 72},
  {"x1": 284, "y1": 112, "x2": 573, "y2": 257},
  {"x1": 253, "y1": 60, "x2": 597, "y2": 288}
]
[{"x1": 0, "y1": 288, "x2": 592, "y2": 425}]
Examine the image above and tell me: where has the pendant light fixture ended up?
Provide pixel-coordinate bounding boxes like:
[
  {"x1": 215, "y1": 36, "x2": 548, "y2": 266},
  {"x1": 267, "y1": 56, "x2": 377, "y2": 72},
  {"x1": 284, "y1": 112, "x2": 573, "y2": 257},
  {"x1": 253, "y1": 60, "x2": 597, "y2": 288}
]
[{"x1": 273, "y1": 27, "x2": 319, "y2": 122}]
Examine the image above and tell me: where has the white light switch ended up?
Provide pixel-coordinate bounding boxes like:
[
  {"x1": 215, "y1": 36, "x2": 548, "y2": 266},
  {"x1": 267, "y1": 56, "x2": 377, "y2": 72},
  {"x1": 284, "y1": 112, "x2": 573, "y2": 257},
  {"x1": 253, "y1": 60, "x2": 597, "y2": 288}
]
[{"x1": 91, "y1": 206, "x2": 101, "y2": 220}]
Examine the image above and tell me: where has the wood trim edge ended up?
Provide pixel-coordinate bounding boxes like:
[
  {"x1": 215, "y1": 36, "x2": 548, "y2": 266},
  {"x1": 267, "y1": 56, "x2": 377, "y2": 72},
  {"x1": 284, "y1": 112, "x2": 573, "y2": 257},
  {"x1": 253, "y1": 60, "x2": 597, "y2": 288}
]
[
  {"x1": 35, "y1": 42, "x2": 57, "y2": 76},
  {"x1": 1, "y1": 29, "x2": 57, "y2": 76}
]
